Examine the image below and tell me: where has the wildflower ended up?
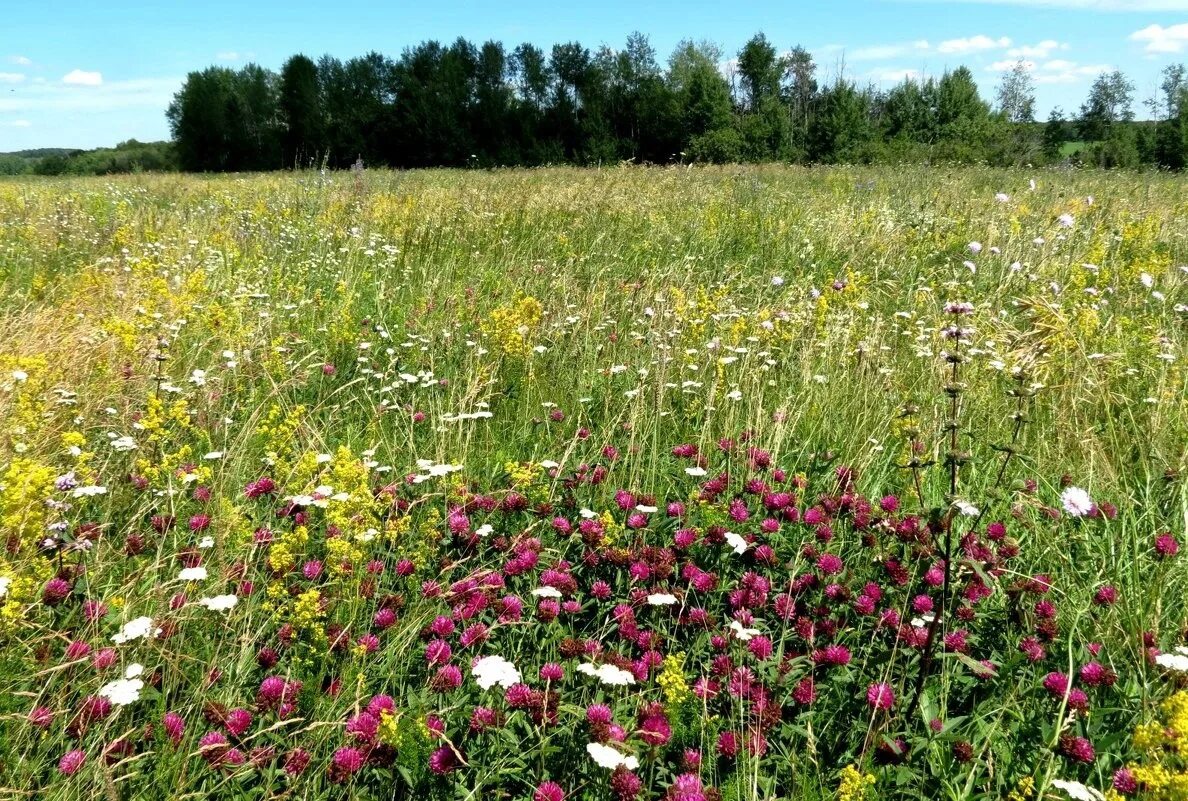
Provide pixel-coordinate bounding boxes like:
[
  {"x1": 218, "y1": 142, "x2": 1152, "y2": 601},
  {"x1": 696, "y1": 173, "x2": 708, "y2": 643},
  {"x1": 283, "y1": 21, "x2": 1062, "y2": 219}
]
[
  {"x1": 284, "y1": 748, "x2": 311, "y2": 776},
  {"x1": 178, "y1": 566, "x2": 208, "y2": 581},
  {"x1": 535, "y1": 782, "x2": 565, "y2": 801},
  {"x1": 196, "y1": 595, "x2": 238, "y2": 612},
  {"x1": 42, "y1": 577, "x2": 71, "y2": 605},
  {"x1": 163, "y1": 711, "x2": 185, "y2": 744},
  {"x1": 577, "y1": 662, "x2": 636, "y2": 686},
  {"x1": 587, "y1": 742, "x2": 639, "y2": 771},
  {"x1": 112, "y1": 616, "x2": 159, "y2": 644},
  {"x1": 472, "y1": 655, "x2": 521, "y2": 690},
  {"x1": 329, "y1": 746, "x2": 366, "y2": 782},
  {"x1": 1155, "y1": 532, "x2": 1180, "y2": 558},
  {"x1": 345, "y1": 711, "x2": 378, "y2": 741},
  {"x1": 1154, "y1": 651, "x2": 1188, "y2": 672},
  {"x1": 648, "y1": 593, "x2": 677, "y2": 606},
  {"x1": 1057, "y1": 213, "x2": 1075, "y2": 228},
  {"x1": 1112, "y1": 769, "x2": 1138, "y2": 795},
  {"x1": 1060, "y1": 487, "x2": 1093, "y2": 517},
  {"x1": 58, "y1": 749, "x2": 86, "y2": 776},
  {"x1": 867, "y1": 682, "x2": 894, "y2": 710},
  {"x1": 1093, "y1": 585, "x2": 1117, "y2": 606},
  {"x1": 1058, "y1": 735, "x2": 1095, "y2": 763},
  {"x1": 814, "y1": 644, "x2": 852, "y2": 666},
  {"x1": 431, "y1": 664, "x2": 464, "y2": 692},
  {"x1": 428, "y1": 745, "x2": 461, "y2": 774},
  {"x1": 837, "y1": 765, "x2": 876, "y2": 801},
  {"x1": 98, "y1": 677, "x2": 143, "y2": 706}
]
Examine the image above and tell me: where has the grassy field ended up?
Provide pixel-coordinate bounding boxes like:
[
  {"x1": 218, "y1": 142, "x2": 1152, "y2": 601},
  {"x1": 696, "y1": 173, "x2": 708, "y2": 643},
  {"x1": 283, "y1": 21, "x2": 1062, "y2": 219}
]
[{"x1": 0, "y1": 165, "x2": 1185, "y2": 800}]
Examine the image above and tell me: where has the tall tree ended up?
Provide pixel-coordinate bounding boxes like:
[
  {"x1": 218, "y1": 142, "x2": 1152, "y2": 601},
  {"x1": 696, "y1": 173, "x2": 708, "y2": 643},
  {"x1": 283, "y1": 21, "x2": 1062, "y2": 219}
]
[
  {"x1": 783, "y1": 46, "x2": 817, "y2": 158},
  {"x1": 168, "y1": 67, "x2": 238, "y2": 171},
  {"x1": 1042, "y1": 107, "x2": 1068, "y2": 161},
  {"x1": 735, "y1": 33, "x2": 791, "y2": 160},
  {"x1": 735, "y1": 33, "x2": 781, "y2": 110},
  {"x1": 279, "y1": 54, "x2": 324, "y2": 168},
  {"x1": 668, "y1": 40, "x2": 738, "y2": 162},
  {"x1": 1078, "y1": 69, "x2": 1135, "y2": 142},
  {"x1": 996, "y1": 61, "x2": 1036, "y2": 123},
  {"x1": 809, "y1": 79, "x2": 874, "y2": 163},
  {"x1": 473, "y1": 41, "x2": 514, "y2": 164},
  {"x1": 935, "y1": 67, "x2": 993, "y2": 161}
]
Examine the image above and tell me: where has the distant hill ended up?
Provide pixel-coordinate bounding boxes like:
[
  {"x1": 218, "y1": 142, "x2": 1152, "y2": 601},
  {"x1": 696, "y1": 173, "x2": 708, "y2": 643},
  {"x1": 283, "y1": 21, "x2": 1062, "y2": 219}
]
[
  {"x1": 0, "y1": 141, "x2": 176, "y2": 176},
  {"x1": 0, "y1": 148, "x2": 79, "y2": 159}
]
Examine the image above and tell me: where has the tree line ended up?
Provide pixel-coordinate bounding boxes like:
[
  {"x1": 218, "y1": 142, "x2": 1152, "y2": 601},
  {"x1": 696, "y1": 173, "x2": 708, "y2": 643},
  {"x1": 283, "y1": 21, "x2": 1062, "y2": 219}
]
[{"x1": 156, "y1": 33, "x2": 1188, "y2": 172}]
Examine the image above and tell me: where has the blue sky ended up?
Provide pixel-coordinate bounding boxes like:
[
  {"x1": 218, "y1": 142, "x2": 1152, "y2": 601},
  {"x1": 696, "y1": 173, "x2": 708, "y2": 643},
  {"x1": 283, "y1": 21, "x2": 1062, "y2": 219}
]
[{"x1": 3, "y1": 0, "x2": 1188, "y2": 150}]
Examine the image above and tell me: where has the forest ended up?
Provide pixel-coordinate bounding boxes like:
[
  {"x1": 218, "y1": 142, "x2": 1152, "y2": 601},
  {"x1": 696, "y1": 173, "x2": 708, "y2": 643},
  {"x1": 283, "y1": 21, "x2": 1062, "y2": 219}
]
[{"x1": 161, "y1": 33, "x2": 1188, "y2": 172}]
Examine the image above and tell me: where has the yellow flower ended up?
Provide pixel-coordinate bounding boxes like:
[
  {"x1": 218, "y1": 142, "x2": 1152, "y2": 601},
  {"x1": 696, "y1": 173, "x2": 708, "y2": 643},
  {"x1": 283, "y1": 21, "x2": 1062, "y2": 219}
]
[{"x1": 836, "y1": 764, "x2": 876, "y2": 801}]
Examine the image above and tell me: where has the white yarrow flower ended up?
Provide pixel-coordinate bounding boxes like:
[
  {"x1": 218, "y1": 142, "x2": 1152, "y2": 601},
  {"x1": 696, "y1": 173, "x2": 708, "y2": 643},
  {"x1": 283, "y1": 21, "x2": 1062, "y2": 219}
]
[
  {"x1": 111, "y1": 435, "x2": 137, "y2": 452},
  {"x1": 1155, "y1": 652, "x2": 1188, "y2": 673},
  {"x1": 685, "y1": 466, "x2": 707, "y2": 477},
  {"x1": 112, "y1": 616, "x2": 159, "y2": 644},
  {"x1": 578, "y1": 662, "x2": 635, "y2": 686},
  {"x1": 197, "y1": 594, "x2": 238, "y2": 612},
  {"x1": 98, "y1": 677, "x2": 144, "y2": 706},
  {"x1": 531, "y1": 587, "x2": 562, "y2": 599},
  {"x1": 647, "y1": 593, "x2": 677, "y2": 606},
  {"x1": 72, "y1": 485, "x2": 108, "y2": 498},
  {"x1": 178, "y1": 567, "x2": 208, "y2": 581},
  {"x1": 471, "y1": 655, "x2": 521, "y2": 690}
]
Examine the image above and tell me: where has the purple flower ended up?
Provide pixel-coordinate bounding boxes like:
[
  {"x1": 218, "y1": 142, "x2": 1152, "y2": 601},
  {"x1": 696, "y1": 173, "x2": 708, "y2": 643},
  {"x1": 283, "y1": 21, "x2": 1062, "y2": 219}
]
[{"x1": 58, "y1": 749, "x2": 86, "y2": 775}]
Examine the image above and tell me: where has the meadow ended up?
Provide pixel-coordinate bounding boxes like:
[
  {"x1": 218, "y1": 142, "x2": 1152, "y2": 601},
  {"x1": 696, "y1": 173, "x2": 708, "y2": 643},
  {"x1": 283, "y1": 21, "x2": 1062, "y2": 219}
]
[{"x1": 0, "y1": 164, "x2": 1185, "y2": 800}]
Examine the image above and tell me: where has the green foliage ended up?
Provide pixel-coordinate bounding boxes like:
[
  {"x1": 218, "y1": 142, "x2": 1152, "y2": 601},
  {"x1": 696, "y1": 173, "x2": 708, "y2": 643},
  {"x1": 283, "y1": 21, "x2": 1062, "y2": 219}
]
[
  {"x1": 27, "y1": 140, "x2": 176, "y2": 176},
  {"x1": 153, "y1": 35, "x2": 1188, "y2": 173}
]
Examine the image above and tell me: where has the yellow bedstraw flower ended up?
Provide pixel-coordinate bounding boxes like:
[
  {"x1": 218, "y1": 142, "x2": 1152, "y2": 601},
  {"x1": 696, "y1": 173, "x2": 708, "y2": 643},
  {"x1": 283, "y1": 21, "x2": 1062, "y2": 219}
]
[{"x1": 837, "y1": 764, "x2": 876, "y2": 801}]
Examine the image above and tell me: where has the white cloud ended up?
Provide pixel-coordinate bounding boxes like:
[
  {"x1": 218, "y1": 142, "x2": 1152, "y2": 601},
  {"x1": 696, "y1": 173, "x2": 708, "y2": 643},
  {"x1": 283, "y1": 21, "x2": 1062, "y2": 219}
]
[
  {"x1": 1006, "y1": 39, "x2": 1069, "y2": 58},
  {"x1": 1130, "y1": 23, "x2": 1188, "y2": 54},
  {"x1": 871, "y1": 67, "x2": 924, "y2": 83},
  {"x1": 215, "y1": 51, "x2": 241, "y2": 61},
  {"x1": 1033, "y1": 59, "x2": 1112, "y2": 84},
  {"x1": 988, "y1": 56, "x2": 1110, "y2": 83},
  {"x1": 937, "y1": 35, "x2": 1012, "y2": 55},
  {"x1": 939, "y1": 0, "x2": 1188, "y2": 8},
  {"x1": 0, "y1": 72, "x2": 25, "y2": 84},
  {"x1": 990, "y1": 59, "x2": 1036, "y2": 71},
  {"x1": 0, "y1": 77, "x2": 181, "y2": 113},
  {"x1": 847, "y1": 40, "x2": 931, "y2": 61},
  {"x1": 8, "y1": 55, "x2": 32, "y2": 66},
  {"x1": 63, "y1": 70, "x2": 103, "y2": 86}
]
